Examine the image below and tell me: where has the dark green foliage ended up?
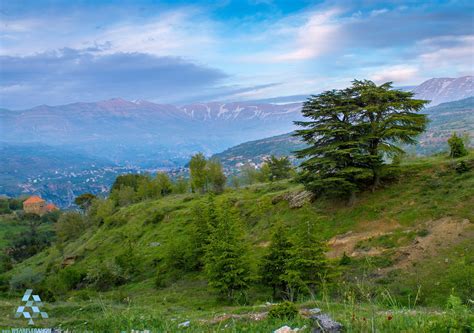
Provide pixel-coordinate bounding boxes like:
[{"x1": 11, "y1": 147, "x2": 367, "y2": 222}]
[
  {"x1": 295, "y1": 80, "x2": 428, "y2": 200},
  {"x1": 204, "y1": 202, "x2": 252, "y2": 300},
  {"x1": 189, "y1": 154, "x2": 227, "y2": 194},
  {"x1": 206, "y1": 159, "x2": 227, "y2": 194},
  {"x1": 7, "y1": 214, "x2": 54, "y2": 262},
  {"x1": 267, "y1": 155, "x2": 292, "y2": 181},
  {"x1": 172, "y1": 177, "x2": 189, "y2": 194},
  {"x1": 268, "y1": 301, "x2": 299, "y2": 320},
  {"x1": 55, "y1": 211, "x2": 89, "y2": 242},
  {"x1": 111, "y1": 174, "x2": 148, "y2": 193},
  {"x1": 283, "y1": 222, "x2": 331, "y2": 300},
  {"x1": 41, "y1": 210, "x2": 61, "y2": 224},
  {"x1": 0, "y1": 199, "x2": 11, "y2": 214},
  {"x1": 190, "y1": 153, "x2": 208, "y2": 193},
  {"x1": 111, "y1": 185, "x2": 136, "y2": 206},
  {"x1": 0, "y1": 253, "x2": 13, "y2": 274},
  {"x1": 155, "y1": 172, "x2": 173, "y2": 196},
  {"x1": 85, "y1": 262, "x2": 127, "y2": 291},
  {"x1": 74, "y1": 193, "x2": 97, "y2": 211},
  {"x1": 339, "y1": 252, "x2": 351, "y2": 266},
  {"x1": 187, "y1": 201, "x2": 212, "y2": 270},
  {"x1": 448, "y1": 133, "x2": 468, "y2": 158},
  {"x1": 8, "y1": 198, "x2": 23, "y2": 211},
  {"x1": 262, "y1": 222, "x2": 292, "y2": 298},
  {"x1": 58, "y1": 266, "x2": 87, "y2": 290},
  {"x1": 114, "y1": 242, "x2": 140, "y2": 278},
  {"x1": 455, "y1": 160, "x2": 471, "y2": 174},
  {"x1": 9, "y1": 268, "x2": 44, "y2": 291}
]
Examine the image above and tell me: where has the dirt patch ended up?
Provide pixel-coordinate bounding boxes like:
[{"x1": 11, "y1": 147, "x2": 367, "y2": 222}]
[
  {"x1": 387, "y1": 218, "x2": 472, "y2": 271},
  {"x1": 327, "y1": 221, "x2": 401, "y2": 259},
  {"x1": 327, "y1": 217, "x2": 472, "y2": 272}
]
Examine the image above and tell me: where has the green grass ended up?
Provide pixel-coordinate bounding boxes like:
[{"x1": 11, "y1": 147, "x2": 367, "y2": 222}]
[{"x1": 0, "y1": 152, "x2": 473, "y2": 330}]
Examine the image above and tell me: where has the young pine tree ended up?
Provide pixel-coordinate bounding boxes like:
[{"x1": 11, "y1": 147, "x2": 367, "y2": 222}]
[
  {"x1": 448, "y1": 132, "x2": 468, "y2": 158},
  {"x1": 283, "y1": 221, "x2": 330, "y2": 301},
  {"x1": 262, "y1": 222, "x2": 293, "y2": 299},
  {"x1": 204, "y1": 202, "x2": 252, "y2": 301}
]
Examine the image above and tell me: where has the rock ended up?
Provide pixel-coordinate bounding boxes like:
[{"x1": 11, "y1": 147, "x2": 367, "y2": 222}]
[
  {"x1": 311, "y1": 314, "x2": 344, "y2": 333},
  {"x1": 308, "y1": 308, "x2": 321, "y2": 315},
  {"x1": 61, "y1": 255, "x2": 77, "y2": 268},
  {"x1": 274, "y1": 325, "x2": 304, "y2": 333},
  {"x1": 178, "y1": 320, "x2": 190, "y2": 328},
  {"x1": 272, "y1": 190, "x2": 315, "y2": 208}
]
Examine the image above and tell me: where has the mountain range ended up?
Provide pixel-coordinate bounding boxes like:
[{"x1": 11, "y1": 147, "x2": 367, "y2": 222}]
[
  {"x1": 214, "y1": 97, "x2": 474, "y2": 168},
  {"x1": 1, "y1": 76, "x2": 473, "y2": 204}
]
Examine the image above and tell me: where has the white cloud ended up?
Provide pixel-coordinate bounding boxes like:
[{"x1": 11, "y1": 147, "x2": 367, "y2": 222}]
[
  {"x1": 270, "y1": 8, "x2": 342, "y2": 62},
  {"x1": 370, "y1": 65, "x2": 420, "y2": 84},
  {"x1": 417, "y1": 35, "x2": 474, "y2": 74}
]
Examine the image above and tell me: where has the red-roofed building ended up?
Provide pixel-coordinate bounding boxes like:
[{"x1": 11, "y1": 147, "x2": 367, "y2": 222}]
[
  {"x1": 45, "y1": 203, "x2": 59, "y2": 213},
  {"x1": 23, "y1": 196, "x2": 58, "y2": 215}
]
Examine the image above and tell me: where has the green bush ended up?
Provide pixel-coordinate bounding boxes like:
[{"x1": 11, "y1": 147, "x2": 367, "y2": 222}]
[
  {"x1": 268, "y1": 301, "x2": 299, "y2": 320},
  {"x1": 448, "y1": 133, "x2": 468, "y2": 158},
  {"x1": 455, "y1": 160, "x2": 471, "y2": 174},
  {"x1": 58, "y1": 266, "x2": 87, "y2": 290},
  {"x1": 85, "y1": 262, "x2": 126, "y2": 291},
  {"x1": 9, "y1": 268, "x2": 44, "y2": 291}
]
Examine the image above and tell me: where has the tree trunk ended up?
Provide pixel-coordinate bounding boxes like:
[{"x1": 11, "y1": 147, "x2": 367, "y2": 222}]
[
  {"x1": 348, "y1": 191, "x2": 356, "y2": 206},
  {"x1": 372, "y1": 168, "x2": 380, "y2": 192}
]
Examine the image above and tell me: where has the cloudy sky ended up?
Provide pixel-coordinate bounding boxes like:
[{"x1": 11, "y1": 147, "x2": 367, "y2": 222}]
[{"x1": 0, "y1": 0, "x2": 473, "y2": 109}]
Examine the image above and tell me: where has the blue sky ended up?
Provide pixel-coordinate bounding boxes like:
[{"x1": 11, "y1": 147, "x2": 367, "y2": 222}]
[{"x1": 0, "y1": 0, "x2": 473, "y2": 109}]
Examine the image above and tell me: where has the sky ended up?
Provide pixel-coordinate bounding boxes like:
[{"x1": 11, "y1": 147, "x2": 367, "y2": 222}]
[{"x1": 0, "y1": 0, "x2": 473, "y2": 109}]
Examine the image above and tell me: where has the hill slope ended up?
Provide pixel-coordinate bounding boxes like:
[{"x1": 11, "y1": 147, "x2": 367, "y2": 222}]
[{"x1": 1, "y1": 153, "x2": 473, "y2": 330}]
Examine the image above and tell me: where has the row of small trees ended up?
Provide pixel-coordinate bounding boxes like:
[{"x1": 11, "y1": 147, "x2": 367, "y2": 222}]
[{"x1": 158, "y1": 195, "x2": 330, "y2": 301}]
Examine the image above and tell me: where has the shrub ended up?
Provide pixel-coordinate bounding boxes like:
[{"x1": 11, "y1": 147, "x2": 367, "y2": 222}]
[
  {"x1": 85, "y1": 262, "x2": 126, "y2": 291},
  {"x1": 268, "y1": 301, "x2": 299, "y2": 320},
  {"x1": 455, "y1": 160, "x2": 471, "y2": 174},
  {"x1": 58, "y1": 266, "x2": 87, "y2": 290},
  {"x1": 9, "y1": 268, "x2": 44, "y2": 291},
  {"x1": 55, "y1": 212, "x2": 88, "y2": 242}
]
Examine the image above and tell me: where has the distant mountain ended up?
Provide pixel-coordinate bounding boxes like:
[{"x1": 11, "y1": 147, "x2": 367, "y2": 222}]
[
  {"x1": 1, "y1": 76, "x2": 472, "y2": 169},
  {"x1": 0, "y1": 99, "x2": 303, "y2": 167},
  {"x1": 214, "y1": 97, "x2": 474, "y2": 168},
  {"x1": 412, "y1": 76, "x2": 473, "y2": 106}
]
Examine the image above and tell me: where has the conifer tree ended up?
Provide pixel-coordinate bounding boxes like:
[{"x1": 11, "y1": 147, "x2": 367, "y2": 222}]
[
  {"x1": 294, "y1": 80, "x2": 428, "y2": 200},
  {"x1": 294, "y1": 88, "x2": 372, "y2": 202},
  {"x1": 267, "y1": 155, "x2": 292, "y2": 181},
  {"x1": 283, "y1": 221, "x2": 330, "y2": 300},
  {"x1": 262, "y1": 222, "x2": 292, "y2": 298},
  {"x1": 448, "y1": 132, "x2": 468, "y2": 158},
  {"x1": 188, "y1": 201, "x2": 211, "y2": 270},
  {"x1": 204, "y1": 202, "x2": 252, "y2": 300},
  {"x1": 351, "y1": 80, "x2": 428, "y2": 189}
]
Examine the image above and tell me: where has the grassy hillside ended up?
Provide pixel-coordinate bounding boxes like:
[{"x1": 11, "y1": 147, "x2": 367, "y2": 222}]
[{"x1": 0, "y1": 153, "x2": 473, "y2": 331}]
